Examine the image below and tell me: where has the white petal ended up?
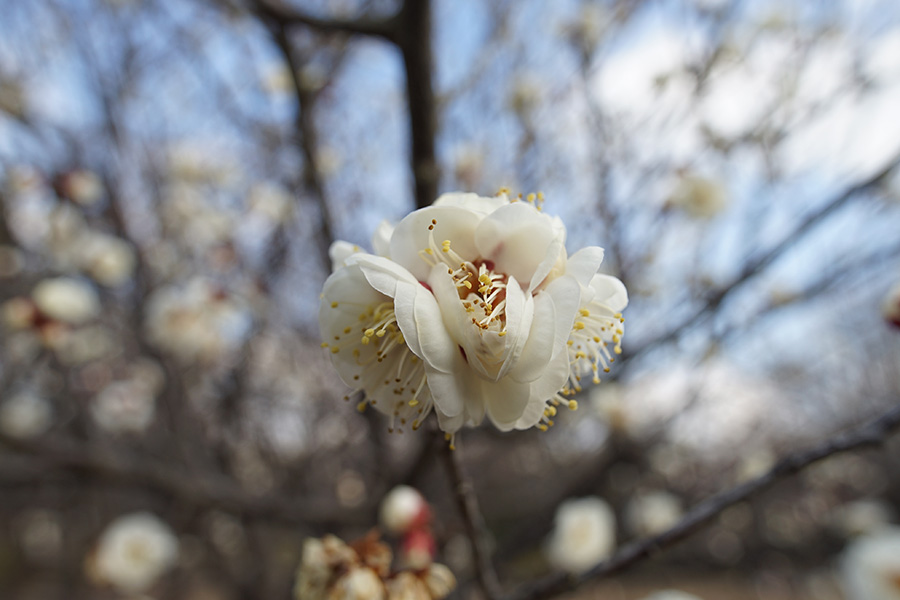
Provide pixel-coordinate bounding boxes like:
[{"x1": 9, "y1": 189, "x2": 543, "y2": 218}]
[
  {"x1": 565, "y1": 246, "x2": 605, "y2": 288},
  {"x1": 329, "y1": 241, "x2": 365, "y2": 271},
  {"x1": 496, "y1": 276, "x2": 534, "y2": 379},
  {"x1": 371, "y1": 220, "x2": 394, "y2": 257},
  {"x1": 350, "y1": 254, "x2": 419, "y2": 298},
  {"x1": 589, "y1": 274, "x2": 629, "y2": 311},
  {"x1": 508, "y1": 289, "x2": 556, "y2": 383},
  {"x1": 482, "y1": 377, "x2": 532, "y2": 430},
  {"x1": 390, "y1": 206, "x2": 482, "y2": 281},
  {"x1": 514, "y1": 350, "x2": 569, "y2": 430},
  {"x1": 543, "y1": 274, "x2": 583, "y2": 356},
  {"x1": 425, "y1": 362, "x2": 471, "y2": 419},
  {"x1": 406, "y1": 279, "x2": 457, "y2": 374},
  {"x1": 473, "y1": 202, "x2": 565, "y2": 291},
  {"x1": 434, "y1": 192, "x2": 508, "y2": 215}
]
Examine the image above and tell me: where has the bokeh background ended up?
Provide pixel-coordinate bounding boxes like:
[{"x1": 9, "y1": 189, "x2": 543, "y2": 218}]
[{"x1": 1, "y1": 0, "x2": 899, "y2": 598}]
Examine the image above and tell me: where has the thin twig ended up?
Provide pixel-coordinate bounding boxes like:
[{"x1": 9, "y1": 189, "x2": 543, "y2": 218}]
[
  {"x1": 504, "y1": 402, "x2": 900, "y2": 600},
  {"x1": 441, "y1": 438, "x2": 503, "y2": 600},
  {"x1": 625, "y1": 151, "x2": 900, "y2": 362}
]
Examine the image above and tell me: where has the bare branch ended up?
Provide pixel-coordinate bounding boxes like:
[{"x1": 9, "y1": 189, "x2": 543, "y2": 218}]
[
  {"x1": 249, "y1": 0, "x2": 397, "y2": 41},
  {"x1": 626, "y1": 151, "x2": 900, "y2": 362},
  {"x1": 441, "y1": 439, "x2": 503, "y2": 600},
  {"x1": 0, "y1": 433, "x2": 369, "y2": 527},
  {"x1": 504, "y1": 402, "x2": 900, "y2": 600}
]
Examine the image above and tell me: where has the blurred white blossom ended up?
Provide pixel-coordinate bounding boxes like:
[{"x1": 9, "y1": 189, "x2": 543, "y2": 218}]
[
  {"x1": 80, "y1": 232, "x2": 137, "y2": 287},
  {"x1": 90, "y1": 512, "x2": 179, "y2": 593},
  {"x1": 0, "y1": 391, "x2": 52, "y2": 439},
  {"x1": 90, "y1": 379, "x2": 157, "y2": 434},
  {"x1": 665, "y1": 173, "x2": 728, "y2": 219},
  {"x1": 626, "y1": 491, "x2": 683, "y2": 537},
  {"x1": 31, "y1": 277, "x2": 100, "y2": 325},
  {"x1": 380, "y1": 486, "x2": 428, "y2": 536},
  {"x1": 145, "y1": 278, "x2": 252, "y2": 363},
  {"x1": 841, "y1": 527, "x2": 900, "y2": 600},
  {"x1": 546, "y1": 497, "x2": 616, "y2": 574}
]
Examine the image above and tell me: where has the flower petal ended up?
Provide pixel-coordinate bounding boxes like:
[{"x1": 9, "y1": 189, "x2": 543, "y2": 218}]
[
  {"x1": 371, "y1": 220, "x2": 394, "y2": 257},
  {"x1": 514, "y1": 350, "x2": 569, "y2": 430},
  {"x1": 543, "y1": 274, "x2": 583, "y2": 356},
  {"x1": 401, "y1": 279, "x2": 457, "y2": 374},
  {"x1": 482, "y1": 377, "x2": 532, "y2": 431},
  {"x1": 508, "y1": 289, "x2": 556, "y2": 383},
  {"x1": 390, "y1": 206, "x2": 483, "y2": 281},
  {"x1": 473, "y1": 202, "x2": 566, "y2": 292},
  {"x1": 565, "y1": 246, "x2": 605, "y2": 288},
  {"x1": 589, "y1": 274, "x2": 629, "y2": 311},
  {"x1": 434, "y1": 192, "x2": 508, "y2": 215},
  {"x1": 329, "y1": 241, "x2": 365, "y2": 271},
  {"x1": 350, "y1": 254, "x2": 419, "y2": 298}
]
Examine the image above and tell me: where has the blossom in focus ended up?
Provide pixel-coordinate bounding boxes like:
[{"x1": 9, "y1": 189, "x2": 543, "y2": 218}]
[
  {"x1": 665, "y1": 173, "x2": 728, "y2": 219},
  {"x1": 319, "y1": 192, "x2": 627, "y2": 438},
  {"x1": 294, "y1": 532, "x2": 455, "y2": 600},
  {"x1": 841, "y1": 527, "x2": 900, "y2": 600},
  {"x1": 89, "y1": 512, "x2": 179, "y2": 593},
  {"x1": 883, "y1": 282, "x2": 900, "y2": 329},
  {"x1": 545, "y1": 496, "x2": 616, "y2": 574}
]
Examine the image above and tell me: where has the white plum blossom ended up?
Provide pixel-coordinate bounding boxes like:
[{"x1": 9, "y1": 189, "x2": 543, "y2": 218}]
[
  {"x1": 545, "y1": 496, "x2": 616, "y2": 574},
  {"x1": 319, "y1": 192, "x2": 627, "y2": 438},
  {"x1": 380, "y1": 485, "x2": 428, "y2": 535},
  {"x1": 0, "y1": 391, "x2": 53, "y2": 439},
  {"x1": 145, "y1": 277, "x2": 252, "y2": 363},
  {"x1": 80, "y1": 233, "x2": 137, "y2": 287},
  {"x1": 626, "y1": 490, "x2": 683, "y2": 537},
  {"x1": 841, "y1": 527, "x2": 900, "y2": 600},
  {"x1": 665, "y1": 173, "x2": 728, "y2": 219},
  {"x1": 90, "y1": 380, "x2": 157, "y2": 434},
  {"x1": 91, "y1": 512, "x2": 179, "y2": 593},
  {"x1": 31, "y1": 277, "x2": 100, "y2": 325}
]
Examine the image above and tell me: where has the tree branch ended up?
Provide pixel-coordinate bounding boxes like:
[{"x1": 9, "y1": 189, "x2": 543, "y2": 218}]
[
  {"x1": 249, "y1": 0, "x2": 397, "y2": 40},
  {"x1": 441, "y1": 439, "x2": 503, "y2": 600},
  {"x1": 504, "y1": 402, "x2": 900, "y2": 600},
  {"x1": 0, "y1": 433, "x2": 368, "y2": 527},
  {"x1": 625, "y1": 152, "x2": 900, "y2": 362}
]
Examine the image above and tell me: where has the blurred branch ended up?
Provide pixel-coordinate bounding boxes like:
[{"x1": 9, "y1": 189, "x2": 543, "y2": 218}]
[
  {"x1": 249, "y1": 0, "x2": 398, "y2": 40},
  {"x1": 441, "y1": 440, "x2": 502, "y2": 600},
  {"x1": 626, "y1": 152, "x2": 900, "y2": 361},
  {"x1": 504, "y1": 402, "x2": 900, "y2": 600},
  {"x1": 395, "y1": 0, "x2": 438, "y2": 209},
  {"x1": 0, "y1": 433, "x2": 365, "y2": 527}
]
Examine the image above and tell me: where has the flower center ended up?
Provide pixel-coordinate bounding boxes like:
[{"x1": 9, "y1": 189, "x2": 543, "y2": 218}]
[{"x1": 418, "y1": 220, "x2": 509, "y2": 337}]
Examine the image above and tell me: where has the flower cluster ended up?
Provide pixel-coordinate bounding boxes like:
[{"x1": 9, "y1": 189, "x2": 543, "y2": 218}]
[
  {"x1": 319, "y1": 192, "x2": 627, "y2": 439},
  {"x1": 294, "y1": 532, "x2": 455, "y2": 600}
]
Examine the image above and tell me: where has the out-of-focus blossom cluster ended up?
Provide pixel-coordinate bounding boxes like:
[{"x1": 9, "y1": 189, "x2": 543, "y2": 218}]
[
  {"x1": 294, "y1": 532, "x2": 455, "y2": 600},
  {"x1": 86, "y1": 512, "x2": 179, "y2": 594},
  {"x1": 144, "y1": 277, "x2": 254, "y2": 364},
  {"x1": 545, "y1": 496, "x2": 616, "y2": 574}
]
